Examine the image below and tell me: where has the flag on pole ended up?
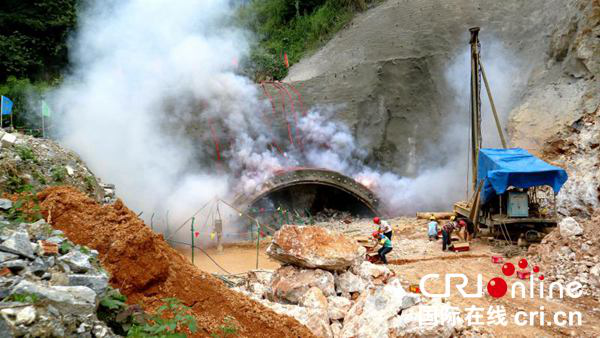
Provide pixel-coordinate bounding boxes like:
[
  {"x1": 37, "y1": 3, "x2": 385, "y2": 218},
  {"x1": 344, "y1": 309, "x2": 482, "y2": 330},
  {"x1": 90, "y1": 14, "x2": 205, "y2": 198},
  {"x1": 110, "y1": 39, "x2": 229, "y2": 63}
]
[
  {"x1": 1, "y1": 96, "x2": 13, "y2": 116},
  {"x1": 41, "y1": 100, "x2": 52, "y2": 117}
]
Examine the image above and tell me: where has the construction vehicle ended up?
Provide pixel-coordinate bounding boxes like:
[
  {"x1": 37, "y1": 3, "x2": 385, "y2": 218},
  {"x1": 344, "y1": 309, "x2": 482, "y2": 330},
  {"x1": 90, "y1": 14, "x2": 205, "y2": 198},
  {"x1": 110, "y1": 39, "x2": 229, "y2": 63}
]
[{"x1": 453, "y1": 27, "x2": 568, "y2": 244}]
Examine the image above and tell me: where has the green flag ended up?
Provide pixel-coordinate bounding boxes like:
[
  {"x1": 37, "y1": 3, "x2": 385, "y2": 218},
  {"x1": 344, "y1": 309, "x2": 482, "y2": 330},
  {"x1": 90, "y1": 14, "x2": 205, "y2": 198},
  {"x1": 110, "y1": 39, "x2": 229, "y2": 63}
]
[{"x1": 41, "y1": 100, "x2": 52, "y2": 117}]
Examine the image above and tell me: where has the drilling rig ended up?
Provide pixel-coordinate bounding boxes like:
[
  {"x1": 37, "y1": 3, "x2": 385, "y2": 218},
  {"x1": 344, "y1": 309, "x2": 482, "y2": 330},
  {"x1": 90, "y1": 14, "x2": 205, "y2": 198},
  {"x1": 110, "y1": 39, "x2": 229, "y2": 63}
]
[{"x1": 453, "y1": 27, "x2": 568, "y2": 245}]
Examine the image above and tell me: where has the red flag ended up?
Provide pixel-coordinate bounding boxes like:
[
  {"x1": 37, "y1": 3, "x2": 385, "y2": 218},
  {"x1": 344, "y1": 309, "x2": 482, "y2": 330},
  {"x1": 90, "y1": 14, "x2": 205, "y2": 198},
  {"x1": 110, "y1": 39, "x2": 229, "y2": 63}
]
[
  {"x1": 194, "y1": 231, "x2": 199, "y2": 238},
  {"x1": 283, "y1": 52, "x2": 289, "y2": 68}
]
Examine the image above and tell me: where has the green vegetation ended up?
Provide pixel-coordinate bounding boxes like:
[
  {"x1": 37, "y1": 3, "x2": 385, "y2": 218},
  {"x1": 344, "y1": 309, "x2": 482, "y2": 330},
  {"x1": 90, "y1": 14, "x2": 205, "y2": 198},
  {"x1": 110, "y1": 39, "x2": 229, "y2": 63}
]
[
  {"x1": 238, "y1": 0, "x2": 375, "y2": 80},
  {"x1": 0, "y1": 0, "x2": 78, "y2": 82},
  {"x1": 6, "y1": 293, "x2": 40, "y2": 303},
  {"x1": 128, "y1": 298, "x2": 198, "y2": 338},
  {"x1": 84, "y1": 175, "x2": 96, "y2": 192},
  {"x1": 31, "y1": 170, "x2": 47, "y2": 185},
  {"x1": 100, "y1": 290, "x2": 128, "y2": 311},
  {"x1": 6, "y1": 185, "x2": 42, "y2": 222},
  {"x1": 0, "y1": 0, "x2": 77, "y2": 130},
  {"x1": 14, "y1": 145, "x2": 37, "y2": 162},
  {"x1": 98, "y1": 289, "x2": 143, "y2": 335},
  {"x1": 51, "y1": 166, "x2": 67, "y2": 182},
  {"x1": 59, "y1": 241, "x2": 73, "y2": 254},
  {"x1": 210, "y1": 316, "x2": 239, "y2": 338}
]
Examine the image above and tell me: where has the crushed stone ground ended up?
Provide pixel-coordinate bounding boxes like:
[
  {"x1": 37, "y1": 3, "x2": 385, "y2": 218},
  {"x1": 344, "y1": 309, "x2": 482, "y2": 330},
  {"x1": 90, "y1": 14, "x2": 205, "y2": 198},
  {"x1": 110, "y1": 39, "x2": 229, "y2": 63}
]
[{"x1": 36, "y1": 186, "x2": 315, "y2": 338}]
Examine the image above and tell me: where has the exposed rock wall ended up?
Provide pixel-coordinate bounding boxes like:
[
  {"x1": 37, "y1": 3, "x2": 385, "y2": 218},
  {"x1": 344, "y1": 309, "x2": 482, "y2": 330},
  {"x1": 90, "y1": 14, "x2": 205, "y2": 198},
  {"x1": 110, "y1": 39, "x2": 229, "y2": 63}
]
[{"x1": 284, "y1": 0, "x2": 582, "y2": 175}]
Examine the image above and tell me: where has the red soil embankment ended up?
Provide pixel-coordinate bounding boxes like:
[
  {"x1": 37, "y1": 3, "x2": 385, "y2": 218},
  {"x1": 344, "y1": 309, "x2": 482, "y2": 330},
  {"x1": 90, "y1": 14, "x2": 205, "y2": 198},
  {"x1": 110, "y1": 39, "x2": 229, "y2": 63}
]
[{"x1": 38, "y1": 186, "x2": 313, "y2": 338}]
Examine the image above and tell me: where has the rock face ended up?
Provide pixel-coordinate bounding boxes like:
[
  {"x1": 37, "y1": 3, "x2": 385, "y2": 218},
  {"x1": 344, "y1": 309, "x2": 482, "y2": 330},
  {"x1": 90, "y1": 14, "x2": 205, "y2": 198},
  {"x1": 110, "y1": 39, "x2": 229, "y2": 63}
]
[
  {"x1": 340, "y1": 279, "x2": 420, "y2": 338},
  {"x1": 0, "y1": 231, "x2": 35, "y2": 259},
  {"x1": 335, "y1": 270, "x2": 365, "y2": 297},
  {"x1": 283, "y1": 0, "x2": 587, "y2": 176},
  {"x1": 260, "y1": 298, "x2": 333, "y2": 338},
  {"x1": 0, "y1": 219, "x2": 116, "y2": 337},
  {"x1": 327, "y1": 296, "x2": 352, "y2": 320},
  {"x1": 0, "y1": 199, "x2": 12, "y2": 210},
  {"x1": 269, "y1": 265, "x2": 335, "y2": 303},
  {"x1": 267, "y1": 225, "x2": 365, "y2": 271},
  {"x1": 559, "y1": 217, "x2": 584, "y2": 237},
  {"x1": 11, "y1": 280, "x2": 97, "y2": 315},
  {"x1": 58, "y1": 251, "x2": 93, "y2": 273}
]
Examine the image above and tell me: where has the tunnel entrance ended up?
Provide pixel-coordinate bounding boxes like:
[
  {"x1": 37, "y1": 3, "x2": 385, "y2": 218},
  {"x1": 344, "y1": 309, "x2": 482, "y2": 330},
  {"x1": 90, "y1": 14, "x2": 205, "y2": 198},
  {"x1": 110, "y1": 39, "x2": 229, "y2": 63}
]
[
  {"x1": 234, "y1": 168, "x2": 381, "y2": 231},
  {"x1": 251, "y1": 183, "x2": 376, "y2": 218}
]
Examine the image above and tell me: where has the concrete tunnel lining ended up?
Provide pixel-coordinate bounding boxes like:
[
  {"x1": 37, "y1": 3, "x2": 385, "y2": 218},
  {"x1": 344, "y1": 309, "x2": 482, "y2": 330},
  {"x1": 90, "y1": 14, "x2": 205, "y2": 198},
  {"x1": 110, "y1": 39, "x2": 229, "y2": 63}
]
[{"x1": 234, "y1": 168, "x2": 382, "y2": 218}]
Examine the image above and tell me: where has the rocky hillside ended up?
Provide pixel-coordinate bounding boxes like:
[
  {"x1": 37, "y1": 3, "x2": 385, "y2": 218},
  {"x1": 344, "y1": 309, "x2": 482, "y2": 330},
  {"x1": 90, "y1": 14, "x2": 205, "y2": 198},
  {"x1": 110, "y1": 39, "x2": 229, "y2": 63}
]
[
  {"x1": 0, "y1": 217, "x2": 115, "y2": 336},
  {"x1": 0, "y1": 130, "x2": 112, "y2": 203},
  {"x1": 283, "y1": 0, "x2": 598, "y2": 179}
]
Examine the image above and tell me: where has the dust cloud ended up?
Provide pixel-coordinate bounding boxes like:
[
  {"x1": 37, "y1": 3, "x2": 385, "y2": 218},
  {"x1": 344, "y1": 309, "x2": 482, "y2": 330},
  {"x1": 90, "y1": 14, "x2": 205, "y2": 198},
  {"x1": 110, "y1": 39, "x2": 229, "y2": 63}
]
[{"x1": 48, "y1": 0, "x2": 526, "y2": 242}]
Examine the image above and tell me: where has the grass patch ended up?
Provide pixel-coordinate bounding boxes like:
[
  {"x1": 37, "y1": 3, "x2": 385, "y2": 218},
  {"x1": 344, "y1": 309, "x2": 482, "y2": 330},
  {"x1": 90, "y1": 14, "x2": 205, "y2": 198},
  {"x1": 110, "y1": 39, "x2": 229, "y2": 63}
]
[
  {"x1": 84, "y1": 175, "x2": 96, "y2": 191},
  {"x1": 59, "y1": 241, "x2": 73, "y2": 254},
  {"x1": 51, "y1": 166, "x2": 67, "y2": 182},
  {"x1": 128, "y1": 298, "x2": 197, "y2": 337},
  {"x1": 6, "y1": 293, "x2": 40, "y2": 303},
  {"x1": 14, "y1": 145, "x2": 37, "y2": 162}
]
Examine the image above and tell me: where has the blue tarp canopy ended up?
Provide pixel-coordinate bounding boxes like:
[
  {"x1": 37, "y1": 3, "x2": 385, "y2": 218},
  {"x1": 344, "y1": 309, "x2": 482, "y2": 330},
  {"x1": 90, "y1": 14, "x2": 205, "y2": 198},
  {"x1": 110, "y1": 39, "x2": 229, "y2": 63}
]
[{"x1": 477, "y1": 148, "x2": 568, "y2": 204}]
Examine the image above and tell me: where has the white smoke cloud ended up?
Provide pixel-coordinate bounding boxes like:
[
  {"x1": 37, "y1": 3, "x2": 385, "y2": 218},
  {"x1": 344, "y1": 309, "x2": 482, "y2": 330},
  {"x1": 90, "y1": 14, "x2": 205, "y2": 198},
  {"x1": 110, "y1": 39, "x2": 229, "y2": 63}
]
[
  {"x1": 51, "y1": 0, "x2": 252, "y2": 231},
  {"x1": 49, "y1": 0, "x2": 526, "y2": 240}
]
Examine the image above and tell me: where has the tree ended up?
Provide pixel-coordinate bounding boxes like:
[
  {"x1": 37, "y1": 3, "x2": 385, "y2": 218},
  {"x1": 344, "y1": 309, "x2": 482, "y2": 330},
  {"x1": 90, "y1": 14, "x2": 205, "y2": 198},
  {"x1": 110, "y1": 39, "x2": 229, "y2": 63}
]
[{"x1": 0, "y1": 0, "x2": 78, "y2": 82}]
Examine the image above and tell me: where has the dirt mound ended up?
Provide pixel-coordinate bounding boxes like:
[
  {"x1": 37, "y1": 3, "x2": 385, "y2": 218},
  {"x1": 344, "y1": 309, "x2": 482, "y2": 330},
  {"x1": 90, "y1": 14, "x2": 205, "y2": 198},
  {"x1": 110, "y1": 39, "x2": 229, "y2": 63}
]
[{"x1": 37, "y1": 186, "x2": 315, "y2": 337}]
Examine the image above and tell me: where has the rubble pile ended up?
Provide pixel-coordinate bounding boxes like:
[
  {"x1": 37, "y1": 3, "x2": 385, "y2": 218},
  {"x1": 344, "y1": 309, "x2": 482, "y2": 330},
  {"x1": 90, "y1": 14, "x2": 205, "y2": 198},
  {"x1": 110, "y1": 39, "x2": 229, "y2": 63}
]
[
  {"x1": 0, "y1": 130, "x2": 107, "y2": 202},
  {"x1": 233, "y1": 225, "x2": 463, "y2": 338},
  {"x1": 544, "y1": 108, "x2": 599, "y2": 217},
  {"x1": 0, "y1": 217, "x2": 115, "y2": 337},
  {"x1": 528, "y1": 213, "x2": 600, "y2": 298},
  {"x1": 312, "y1": 208, "x2": 353, "y2": 223},
  {"x1": 36, "y1": 186, "x2": 316, "y2": 337}
]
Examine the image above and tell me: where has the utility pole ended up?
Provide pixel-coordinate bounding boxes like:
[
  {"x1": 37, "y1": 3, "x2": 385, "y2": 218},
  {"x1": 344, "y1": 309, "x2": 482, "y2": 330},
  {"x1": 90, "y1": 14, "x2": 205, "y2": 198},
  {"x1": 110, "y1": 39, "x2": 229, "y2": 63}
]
[{"x1": 469, "y1": 27, "x2": 482, "y2": 194}]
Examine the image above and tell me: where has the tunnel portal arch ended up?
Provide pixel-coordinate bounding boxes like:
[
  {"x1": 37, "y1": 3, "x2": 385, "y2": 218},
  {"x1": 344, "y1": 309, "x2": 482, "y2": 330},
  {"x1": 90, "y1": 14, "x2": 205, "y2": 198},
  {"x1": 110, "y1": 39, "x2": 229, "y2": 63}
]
[{"x1": 234, "y1": 168, "x2": 382, "y2": 219}]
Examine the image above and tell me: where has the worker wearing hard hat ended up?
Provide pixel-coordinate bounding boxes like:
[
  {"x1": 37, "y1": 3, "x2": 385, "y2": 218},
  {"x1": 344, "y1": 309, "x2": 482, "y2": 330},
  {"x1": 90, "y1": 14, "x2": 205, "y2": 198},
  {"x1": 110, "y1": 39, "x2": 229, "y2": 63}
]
[
  {"x1": 441, "y1": 215, "x2": 458, "y2": 251},
  {"x1": 373, "y1": 217, "x2": 393, "y2": 240},
  {"x1": 372, "y1": 231, "x2": 393, "y2": 264},
  {"x1": 427, "y1": 215, "x2": 439, "y2": 241}
]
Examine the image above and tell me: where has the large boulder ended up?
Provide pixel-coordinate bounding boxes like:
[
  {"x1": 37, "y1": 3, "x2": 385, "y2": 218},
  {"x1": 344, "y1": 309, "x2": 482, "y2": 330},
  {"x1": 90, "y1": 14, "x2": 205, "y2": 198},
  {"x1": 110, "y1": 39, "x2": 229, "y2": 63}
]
[
  {"x1": 299, "y1": 287, "x2": 329, "y2": 310},
  {"x1": 269, "y1": 265, "x2": 335, "y2": 303},
  {"x1": 335, "y1": 270, "x2": 366, "y2": 297},
  {"x1": 352, "y1": 261, "x2": 395, "y2": 285},
  {"x1": 245, "y1": 270, "x2": 274, "y2": 299},
  {"x1": 0, "y1": 231, "x2": 35, "y2": 259},
  {"x1": 340, "y1": 279, "x2": 420, "y2": 338},
  {"x1": 327, "y1": 296, "x2": 352, "y2": 320},
  {"x1": 58, "y1": 251, "x2": 93, "y2": 273},
  {"x1": 260, "y1": 299, "x2": 333, "y2": 338},
  {"x1": 559, "y1": 217, "x2": 583, "y2": 237},
  {"x1": 10, "y1": 280, "x2": 96, "y2": 315},
  {"x1": 267, "y1": 225, "x2": 365, "y2": 271}
]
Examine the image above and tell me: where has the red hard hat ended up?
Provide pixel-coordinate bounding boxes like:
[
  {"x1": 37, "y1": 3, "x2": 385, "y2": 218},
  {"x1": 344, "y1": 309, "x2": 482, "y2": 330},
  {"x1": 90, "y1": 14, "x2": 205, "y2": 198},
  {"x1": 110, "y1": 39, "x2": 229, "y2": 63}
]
[
  {"x1": 372, "y1": 231, "x2": 380, "y2": 238},
  {"x1": 459, "y1": 220, "x2": 466, "y2": 226},
  {"x1": 373, "y1": 217, "x2": 380, "y2": 224}
]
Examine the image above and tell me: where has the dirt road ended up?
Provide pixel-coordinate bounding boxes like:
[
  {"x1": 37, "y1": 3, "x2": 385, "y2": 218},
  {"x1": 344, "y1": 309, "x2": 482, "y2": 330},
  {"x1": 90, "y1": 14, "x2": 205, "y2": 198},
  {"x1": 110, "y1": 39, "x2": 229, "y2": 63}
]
[
  {"x1": 177, "y1": 242, "x2": 280, "y2": 274},
  {"x1": 386, "y1": 218, "x2": 600, "y2": 337},
  {"x1": 173, "y1": 216, "x2": 600, "y2": 336}
]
